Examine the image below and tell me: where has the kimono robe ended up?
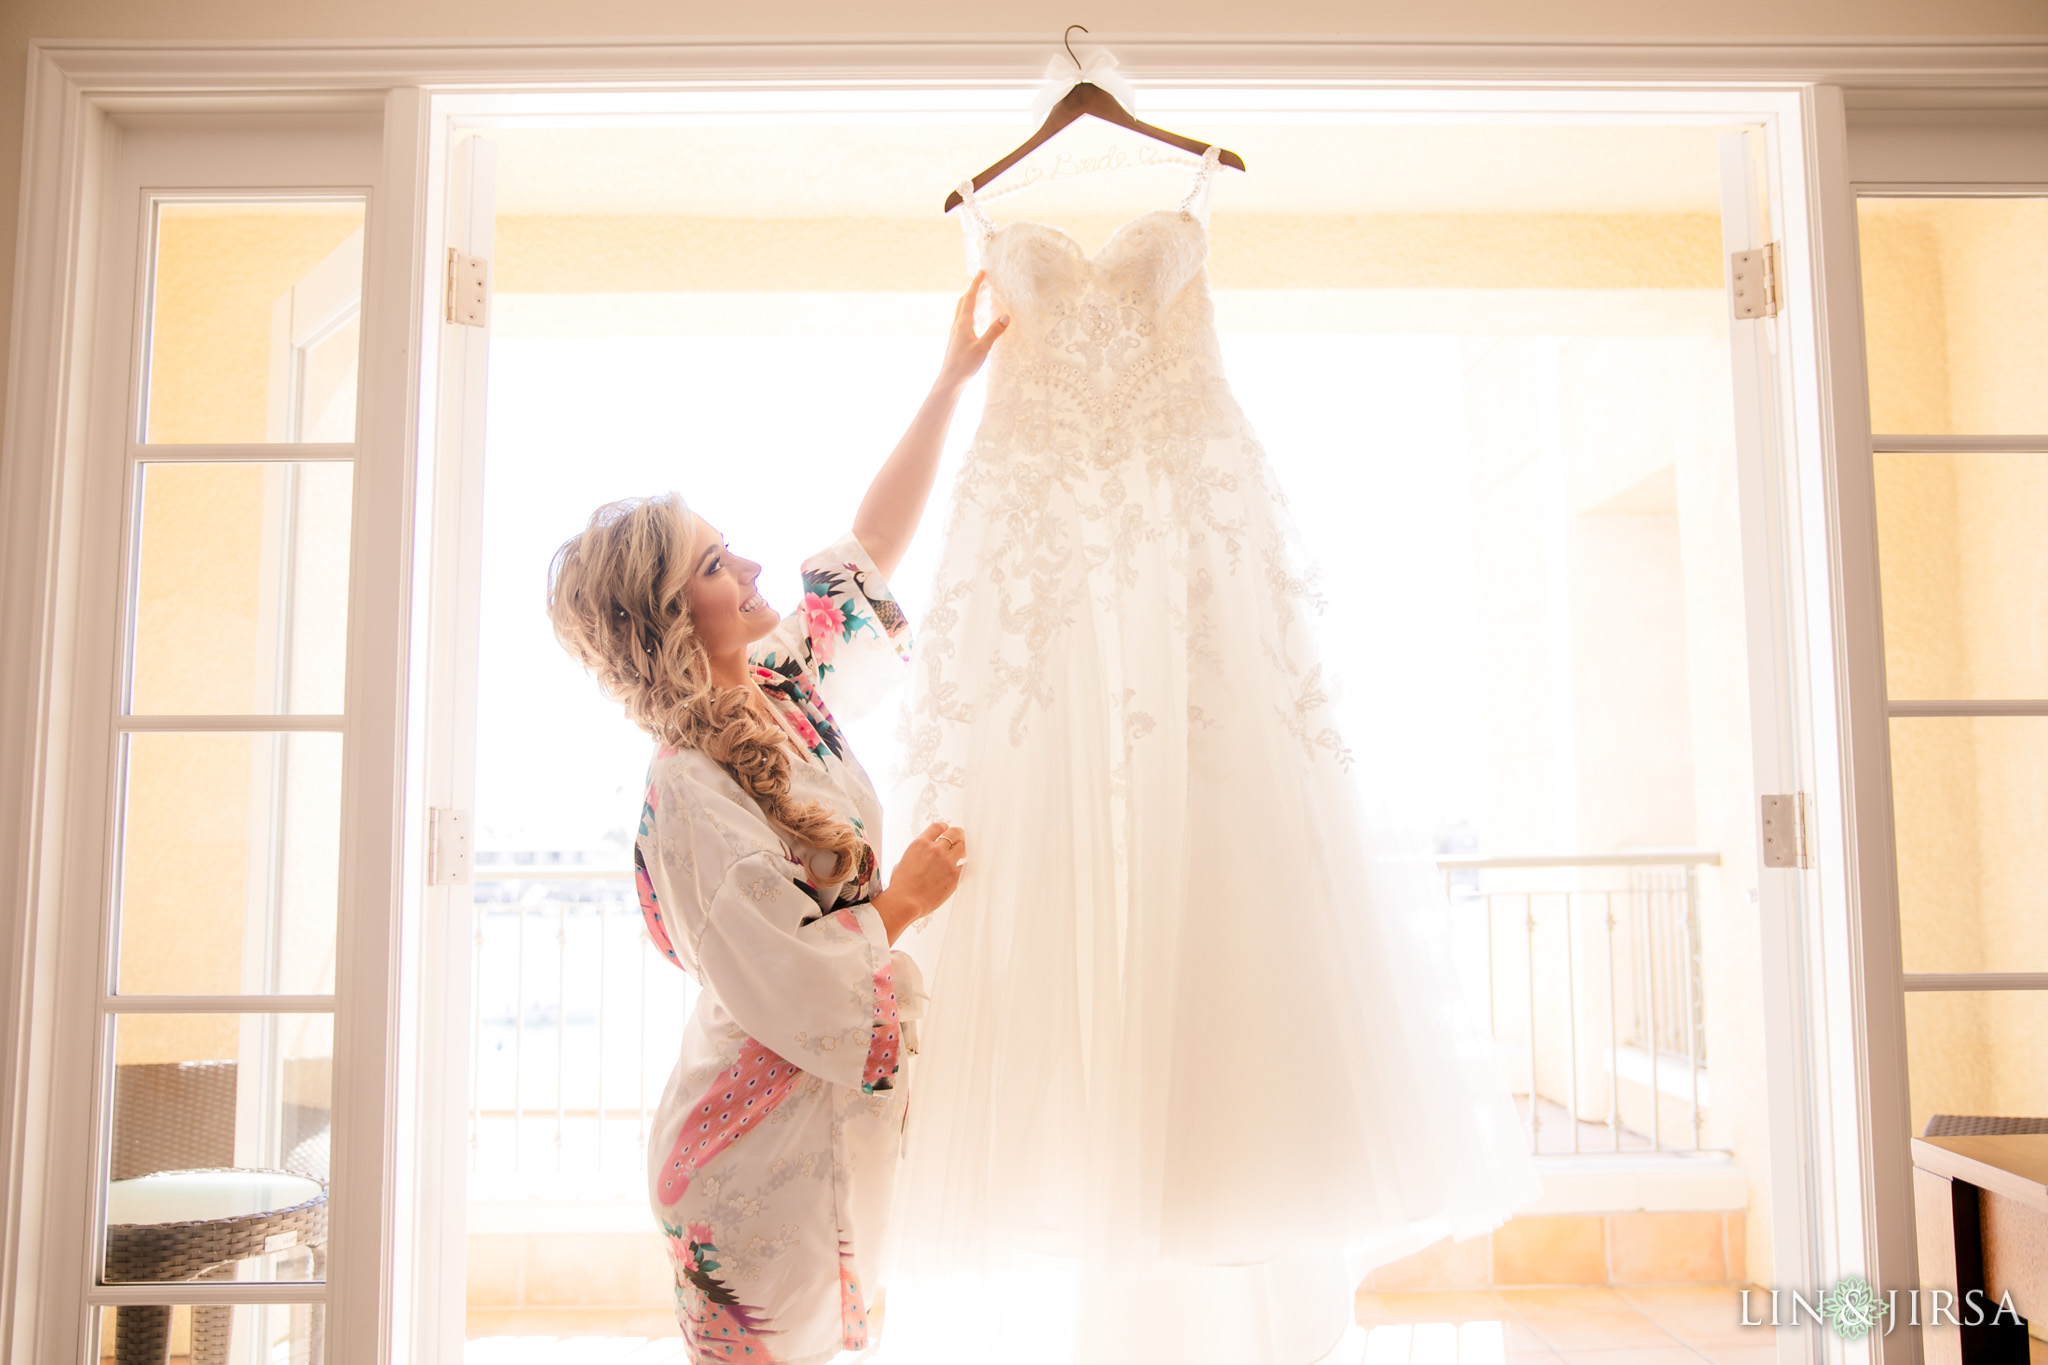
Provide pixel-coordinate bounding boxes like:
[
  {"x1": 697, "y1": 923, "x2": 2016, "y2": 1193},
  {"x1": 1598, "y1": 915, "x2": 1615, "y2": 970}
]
[{"x1": 636, "y1": 532, "x2": 922, "y2": 1365}]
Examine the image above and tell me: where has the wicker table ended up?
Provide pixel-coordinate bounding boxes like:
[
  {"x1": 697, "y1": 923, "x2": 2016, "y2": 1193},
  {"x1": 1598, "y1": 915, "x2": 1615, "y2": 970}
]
[{"x1": 105, "y1": 1169, "x2": 327, "y2": 1365}]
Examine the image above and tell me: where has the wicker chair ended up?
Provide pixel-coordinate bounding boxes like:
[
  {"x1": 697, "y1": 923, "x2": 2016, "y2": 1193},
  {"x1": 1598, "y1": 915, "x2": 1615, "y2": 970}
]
[
  {"x1": 111, "y1": 1061, "x2": 238, "y2": 1181},
  {"x1": 108, "y1": 1062, "x2": 329, "y2": 1365},
  {"x1": 1924, "y1": 1114, "x2": 2048, "y2": 1137}
]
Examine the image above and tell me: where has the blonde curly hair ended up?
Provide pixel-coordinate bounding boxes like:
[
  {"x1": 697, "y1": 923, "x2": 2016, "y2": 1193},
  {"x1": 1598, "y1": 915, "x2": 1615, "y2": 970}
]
[{"x1": 545, "y1": 493, "x2": 863, "y2": 885}]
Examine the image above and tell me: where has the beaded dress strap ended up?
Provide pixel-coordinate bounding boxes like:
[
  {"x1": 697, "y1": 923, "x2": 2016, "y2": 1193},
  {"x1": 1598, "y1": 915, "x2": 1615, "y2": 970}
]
[
  {"x1": 956, "y1": 179, "x2": 997, "y2": 240},
  {"x1": 1178, "y1": 144, "x2": 1223, "y2": 223}
]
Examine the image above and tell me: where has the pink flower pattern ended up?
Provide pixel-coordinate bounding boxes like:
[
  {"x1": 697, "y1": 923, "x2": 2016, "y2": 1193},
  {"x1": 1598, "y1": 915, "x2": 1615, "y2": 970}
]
[
  {"x1": 800, "y1": 593, "x2": 842, "y2": 666},
  {"x1": 664, "y1": 1219, "x2": 782, "y2": 1362}
]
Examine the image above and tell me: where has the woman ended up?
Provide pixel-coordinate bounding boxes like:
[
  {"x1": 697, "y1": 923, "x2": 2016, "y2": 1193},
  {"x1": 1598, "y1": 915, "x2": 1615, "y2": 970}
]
[{"x1": 546, "y1": 275, "x2": 1008, "y2": 1364}]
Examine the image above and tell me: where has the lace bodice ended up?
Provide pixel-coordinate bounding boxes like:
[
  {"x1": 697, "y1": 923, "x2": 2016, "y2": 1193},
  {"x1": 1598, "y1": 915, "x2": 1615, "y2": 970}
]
[{"x1": 955, "y1": 146, "x2": 1221, "y2": 387}]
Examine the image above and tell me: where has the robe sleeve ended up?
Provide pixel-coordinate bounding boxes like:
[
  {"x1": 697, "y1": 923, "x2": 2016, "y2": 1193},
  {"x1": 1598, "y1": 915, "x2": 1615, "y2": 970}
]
[
  {"x1": 750, "y1": 532, "x2": 913, "y2": 721},
  {"x1": 692, "y1": 850, "x2": 906, "y2": 1093}
]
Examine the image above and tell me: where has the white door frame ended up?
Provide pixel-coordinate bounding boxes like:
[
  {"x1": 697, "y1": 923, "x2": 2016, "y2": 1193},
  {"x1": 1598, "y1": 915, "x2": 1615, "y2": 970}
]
[{"x1": 3, "y1": 36, "x2": 2045, "y2": 1365}]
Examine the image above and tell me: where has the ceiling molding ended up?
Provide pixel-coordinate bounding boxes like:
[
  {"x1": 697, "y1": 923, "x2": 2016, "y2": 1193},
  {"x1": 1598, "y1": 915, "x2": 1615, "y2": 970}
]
[{"x1": 29, "y1": 36, "x2": 2048, "y2": 97}]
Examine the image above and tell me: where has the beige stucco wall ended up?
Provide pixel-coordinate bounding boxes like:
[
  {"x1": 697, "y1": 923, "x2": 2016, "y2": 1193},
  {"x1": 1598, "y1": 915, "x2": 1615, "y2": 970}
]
[
  {"x1": 494, "y1": 212, "x2": 1725, "y2": 293},
  {"x1": 147, "y1": 207, "x2": 362, "y2": 444},
  {"x1": 1861, "y1": 198, "x2": 2048, "y2": 437}
]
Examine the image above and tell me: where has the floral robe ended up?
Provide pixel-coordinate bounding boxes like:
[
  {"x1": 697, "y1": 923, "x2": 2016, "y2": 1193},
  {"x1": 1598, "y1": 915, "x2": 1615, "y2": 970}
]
[{"x1": 636, "y1": 532, "x2": 921, "y2": 1365}]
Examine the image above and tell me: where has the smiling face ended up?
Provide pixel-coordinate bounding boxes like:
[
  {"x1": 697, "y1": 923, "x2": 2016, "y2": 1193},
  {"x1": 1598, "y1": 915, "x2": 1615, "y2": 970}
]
[{"x1": 680, "y1": 515, "x2": 777, "y2": 661}]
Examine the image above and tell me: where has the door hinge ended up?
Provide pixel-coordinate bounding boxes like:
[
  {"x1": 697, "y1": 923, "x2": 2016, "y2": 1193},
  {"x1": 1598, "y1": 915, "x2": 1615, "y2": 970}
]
[
  {"x1": 1760, "y1": 793, "x2": 1809, "y2": 869},
  {"x1": 428, "y1": 806, "x2": 472, "y2": 885},
  {"x1": 1730, "y1": 242, "x2": 1781, "y2": 320},
  {"x1": 446, "y1": 247, "x2": 490, "y2": 327}
]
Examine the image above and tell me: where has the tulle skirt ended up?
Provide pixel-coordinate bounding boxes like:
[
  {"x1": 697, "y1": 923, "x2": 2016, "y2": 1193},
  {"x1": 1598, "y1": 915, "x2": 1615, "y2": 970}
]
[{"x1": 879, "y1": 387, "x2": 1543, "y2": 1365}]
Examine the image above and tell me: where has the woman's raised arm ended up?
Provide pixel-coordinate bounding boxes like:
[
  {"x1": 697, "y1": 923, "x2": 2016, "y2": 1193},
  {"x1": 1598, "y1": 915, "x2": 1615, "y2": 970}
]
[{"x1": 850, "y1": 272, "x2": 1007, "y2": 578}]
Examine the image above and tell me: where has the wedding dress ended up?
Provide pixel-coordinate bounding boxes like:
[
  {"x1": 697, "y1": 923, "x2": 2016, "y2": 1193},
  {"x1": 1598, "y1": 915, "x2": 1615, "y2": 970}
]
[{"x1": 880, "y1": 146, "x2": 1542, "y2": 1365}]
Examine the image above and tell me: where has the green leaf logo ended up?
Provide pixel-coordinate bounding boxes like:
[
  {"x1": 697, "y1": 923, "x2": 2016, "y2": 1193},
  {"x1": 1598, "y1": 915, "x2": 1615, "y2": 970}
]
[{"x1": 1821, "y1": 1275, "x2": 1891, "y2": 1339}]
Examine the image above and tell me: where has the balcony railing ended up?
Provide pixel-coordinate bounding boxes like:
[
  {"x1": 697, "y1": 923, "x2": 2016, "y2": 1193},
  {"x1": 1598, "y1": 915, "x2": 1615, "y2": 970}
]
[
  {"x1": 1435, "y1": 850, "x2": 1724, "y2": 1156},
  {"x1": 469, "y1": 864, "x2": 691, "y2": 1195},
  {"x1": 468, "y1": 849, "x2": 1722, "y2": 1191}
]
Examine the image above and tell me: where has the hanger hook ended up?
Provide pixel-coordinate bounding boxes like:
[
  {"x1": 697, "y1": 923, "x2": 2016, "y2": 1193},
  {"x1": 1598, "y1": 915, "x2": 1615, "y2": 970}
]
[{"x1": 1064, "y1": 24, "x2": 1088, "y2": 71}]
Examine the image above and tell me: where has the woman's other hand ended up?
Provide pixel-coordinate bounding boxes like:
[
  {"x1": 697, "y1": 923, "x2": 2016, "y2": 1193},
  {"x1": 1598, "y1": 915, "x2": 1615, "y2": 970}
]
[
  {"x1": 872, "y1": 822, "x2": 967, "y2": 944},
  {"x1": 934, "y1": 272, "x2": 1008, "y2": 395}
]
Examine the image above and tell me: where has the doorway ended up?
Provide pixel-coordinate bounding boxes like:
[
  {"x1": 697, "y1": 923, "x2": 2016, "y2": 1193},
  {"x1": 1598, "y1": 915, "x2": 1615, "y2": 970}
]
[
  {"x1": 8, "y1": 49, "x2": 1933, "y2": 1365},
  {"x1": 444, "y1": 101, "x2": 1788, "y2": 1364}
]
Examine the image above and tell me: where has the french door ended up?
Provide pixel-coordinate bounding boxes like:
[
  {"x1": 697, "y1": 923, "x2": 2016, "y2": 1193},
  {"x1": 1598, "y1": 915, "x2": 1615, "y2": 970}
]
[
  {"x1": 1842, "y1": 110, "x2": 2048, "y2": 1361},
  {"x1": 11, "y1": 109, "x2": 423, "y2": 1365}
]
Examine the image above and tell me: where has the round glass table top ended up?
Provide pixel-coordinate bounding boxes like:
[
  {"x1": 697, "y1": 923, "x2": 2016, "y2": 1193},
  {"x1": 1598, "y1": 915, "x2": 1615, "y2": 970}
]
[{"x1": 107, "y1": 1170, "x2": 323, "y2": 1226}]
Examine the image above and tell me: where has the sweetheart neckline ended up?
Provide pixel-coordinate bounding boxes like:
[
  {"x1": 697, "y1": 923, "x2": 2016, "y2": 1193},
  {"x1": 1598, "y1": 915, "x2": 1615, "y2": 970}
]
[{"x1": 985, "y1": 208, "x2": 1208, "y2": 265}]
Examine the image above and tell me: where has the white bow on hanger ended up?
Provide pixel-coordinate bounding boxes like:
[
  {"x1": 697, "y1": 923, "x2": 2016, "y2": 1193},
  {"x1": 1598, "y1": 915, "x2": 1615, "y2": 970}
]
[{"x1": 1027, "y1": 44, "x2": 1138, "y2": 126}]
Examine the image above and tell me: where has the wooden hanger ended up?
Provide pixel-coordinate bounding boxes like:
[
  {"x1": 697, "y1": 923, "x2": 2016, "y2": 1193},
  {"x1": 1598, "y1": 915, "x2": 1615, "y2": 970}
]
[{"x1": 943, "y1": 26, "x2": 1246, "y2": 213}]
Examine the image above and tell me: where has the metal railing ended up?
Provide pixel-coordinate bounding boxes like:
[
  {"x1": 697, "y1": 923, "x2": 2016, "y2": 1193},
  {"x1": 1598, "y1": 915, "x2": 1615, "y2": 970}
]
[
  {"x1": 1434, "y1": 850, "x2": 1723, "y2": 1156},
  {"x1": 1625, "y1": 864, "x2": 1709, "y2": 1066},
  {"x1": 468, "y1": 865, "x2": 690, "y2": 1193},
  {"x1": 466, "y1": 851, "x2": 1721, "y2": 1189}
]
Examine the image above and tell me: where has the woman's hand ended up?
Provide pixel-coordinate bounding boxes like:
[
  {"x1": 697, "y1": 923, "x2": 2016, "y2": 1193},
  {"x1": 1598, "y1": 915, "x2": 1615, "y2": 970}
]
[
  {"x1": 933, "y1": 272, "x2": 1008, "y2": 396},
  {"x1": 871, "y1": 822, "x2": 967, "y2": 944},
  {"x1": 850, "y1": 275, "x2": 1007, "y2": 578}
]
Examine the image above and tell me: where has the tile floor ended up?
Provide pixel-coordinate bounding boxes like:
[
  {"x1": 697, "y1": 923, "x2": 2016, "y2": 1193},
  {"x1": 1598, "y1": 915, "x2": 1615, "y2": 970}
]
[
  {"x1": 1352, "y1": 1286, "x2": 1776, "y2": 1363},
  {"x1": 466, "y1": 1286, "x2": 1789, "y2": 1364},
  {"x1": 466, "y1": 1339, "x2": 686, "y2": 1364},
  {"x1": 466, "y1": 1308, "x2": 687, "y2": 1363}
]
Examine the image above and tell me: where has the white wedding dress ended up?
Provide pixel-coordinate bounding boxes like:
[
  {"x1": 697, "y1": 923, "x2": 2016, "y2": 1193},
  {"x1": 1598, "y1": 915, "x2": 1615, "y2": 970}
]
[{"x1": 879, "y1": 148, "x2": 1542, "y2": 1365}]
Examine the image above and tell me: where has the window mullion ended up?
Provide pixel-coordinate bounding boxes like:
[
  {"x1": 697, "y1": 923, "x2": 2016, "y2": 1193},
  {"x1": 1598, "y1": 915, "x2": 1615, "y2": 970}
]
[
  {"x1": 114, "y1": 715, "x2": 346, "y2": 733},
  {"x1": 128, "y1": 442, "x2": 358, "y2": 462},
  {"x1": 101, "y1": 996, "x2": 337, "y2": 1014},
  {"x1": 1870, "y1": 434, "x2": 2047, "y2": 454}
]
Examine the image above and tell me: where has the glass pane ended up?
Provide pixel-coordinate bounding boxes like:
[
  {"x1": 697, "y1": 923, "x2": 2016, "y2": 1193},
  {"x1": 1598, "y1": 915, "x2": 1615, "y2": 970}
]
[
  {"x1": 105, "y1": 1013, "x2": 332, "y2": 1284},
  {"x1": 1904, "y1": 991, "x2": 2048, "y2": 1138},
  {"x1": 145, "y1": 200, "x2": 364, "y2": 444},
  {"x1": 1891, "y1": 718, "x2": 2048, "y2": 975},
  {"x1": 129, "y1": 461, "x2": 352, "y2": 715},
  {"x1": 1875, "y1": 452, "x2": 2048, "y2": 701},
  {"x1": 297, "y1": 313, "x2": 361, "y2": 444},
  {"x1": 97, "y1": 1303, "x2": 323, "y2": 1365},
  {"x1": 116, "y1": 732, "x2": 340, "y2": 996},
  {"x1": 1858, "y1": 197, "x2": 2048, "y2": 436}
]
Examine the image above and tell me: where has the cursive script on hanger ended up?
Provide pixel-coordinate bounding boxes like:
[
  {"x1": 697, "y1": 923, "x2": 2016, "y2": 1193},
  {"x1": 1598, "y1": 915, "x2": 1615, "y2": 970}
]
[{"x1": 970, "y1": 140, "x2": 1201, "y2": 204}]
